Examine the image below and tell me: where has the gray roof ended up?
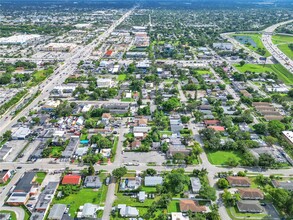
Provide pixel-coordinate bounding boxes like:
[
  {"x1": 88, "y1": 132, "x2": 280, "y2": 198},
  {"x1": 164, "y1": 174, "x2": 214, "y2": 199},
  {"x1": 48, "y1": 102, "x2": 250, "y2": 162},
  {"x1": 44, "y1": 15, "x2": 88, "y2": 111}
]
[
  {"x1": 14, "y1": 172, "x2": 35, "y2": 193},
  {"x1": 30, "y1": 212, "x2": 44, "y2": 220},
  {"x1": 48, "y1": 204, "x2": 66, "y2": 220},
  {"x1": 62, "y1": 136, "x2": 79, "y2": 158},
  {"x1": 35, "y1": 182, "x2": 59, "y2": 210},
  {"x1": 237, "y1": 200, "x2": 263, "y2": 213},
  {"x1": 120, "y1": 206, "x2": 139, "y2": 217},
  {"x1": 84, "y1": 176, "x2": 102, "y2": 188},
  {"x1": 144, "y1": 176, "x2": 163, "y2": 186},
  {"x1": 81, "y1": 203, "x2": 98, "y2": 218}
]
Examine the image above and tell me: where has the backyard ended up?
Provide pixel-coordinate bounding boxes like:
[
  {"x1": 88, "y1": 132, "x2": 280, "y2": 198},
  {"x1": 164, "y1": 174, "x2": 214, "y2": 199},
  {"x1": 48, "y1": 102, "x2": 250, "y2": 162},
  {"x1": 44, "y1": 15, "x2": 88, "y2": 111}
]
[{"x1": 52, "y1": 174, "x2": 108, "y2": 217}]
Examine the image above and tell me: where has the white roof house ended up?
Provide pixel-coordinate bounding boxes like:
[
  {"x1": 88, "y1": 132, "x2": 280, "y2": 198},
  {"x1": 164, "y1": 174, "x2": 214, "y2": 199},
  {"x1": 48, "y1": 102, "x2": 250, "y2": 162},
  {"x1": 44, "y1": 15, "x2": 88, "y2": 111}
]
[
  {"x1": 119, "y1": 205, "x2": 139, "y2": 217},
  {"x1": 138, "y1": 191, "x2": 146, "y2": 202},
  {"x1": 190, "y1": 177, "x2": 201, "y2": 193},
  {"x1": 144, "y1": 176, "x2": 163, "y2": 186},
  {"x1": 97, "y1": 78, "x2": 113, "y2": 88},
  {"x1": 81, "y1": 203, "x2": 98, "y2": 218}
]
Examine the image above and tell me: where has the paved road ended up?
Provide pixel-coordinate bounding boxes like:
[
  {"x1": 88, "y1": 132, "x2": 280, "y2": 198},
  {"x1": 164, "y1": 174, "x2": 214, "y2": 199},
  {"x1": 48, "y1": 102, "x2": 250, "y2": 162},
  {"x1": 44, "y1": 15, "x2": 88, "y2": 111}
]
[
  {"x1": 0, "y1": 8, "x2": 135, "y2": 136},
  {"x1": 0, "y1": 206, "x2": 25, "y2": 220},
  {"x1": 262, "y1": 20, "x2": 293, "y2": 73}
]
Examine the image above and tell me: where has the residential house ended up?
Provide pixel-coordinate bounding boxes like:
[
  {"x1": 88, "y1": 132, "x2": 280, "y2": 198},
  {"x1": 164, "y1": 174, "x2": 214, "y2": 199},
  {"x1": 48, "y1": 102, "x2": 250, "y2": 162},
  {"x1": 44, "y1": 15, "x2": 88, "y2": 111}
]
[
  {"x1": 237, "y1": 200, "x2": 263, "y2": 213},
  {"x1": 190, "y1": 177, "x2": 201, "y2": 193},
  {"x1": 79, "y1": 203, "x2": 98, "y2": 219},
  {"x1": 238, "y1": 188, "x2": 264, "y2": 200},
  {"x1": 118, "y1": 205, "x2": 139, "y2": 217},
  {"x1": 179, "y1": 200, "x2": 207, "y2": 213},
  {"x1": 138, "y1": 191, "x2": 146, "y2": 202},
  {"x1": 84, "y1": 176, "x2": 102, "y2": 188},
  {"x1": 101, "y1": 113, "x2": 112, "y2": 125},
  {"x1": 144, "y1": 176, "x2": 163, "y2": 186},
  {"x1": 227, "y1": 176, "x2": 251, "y2": 187},
  {"x1": 171, "y1": 212, "x2": 190, "y2": 220},
  {"x1": 120, "y1": 177, "x2": 141, "y2": 191},
  {"x1": 62, "y1": 175, "x2": 81, "y2": 185},
  {"x1": 272, "y1": 180, "x2": 293, "y2": 191}
]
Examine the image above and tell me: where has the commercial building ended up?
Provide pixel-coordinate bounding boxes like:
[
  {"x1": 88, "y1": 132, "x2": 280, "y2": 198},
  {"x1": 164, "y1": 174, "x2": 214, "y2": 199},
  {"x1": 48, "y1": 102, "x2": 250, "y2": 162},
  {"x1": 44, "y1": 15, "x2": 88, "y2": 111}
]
[
  {"x1": 42, "y1": 43, "x2": 76, "y2": 52},
  {"x1": 48, "y1": 204, "x2": 67, "y2": 220},
  {"x1": 0, "y1": 34, "x2": 41, "y2": 45},
  {"x1": 42, "y1": 100, "x2": 61, "y2": 111},
  {"x1": 11, "y1": 127, "x2": 31, "y2": 140},
  {"x1": 213, "y1": 42, "x2": 234, "y2": 51},
  {"x1": 61, "y1": 136, "x2": 79, "y2": 158}
]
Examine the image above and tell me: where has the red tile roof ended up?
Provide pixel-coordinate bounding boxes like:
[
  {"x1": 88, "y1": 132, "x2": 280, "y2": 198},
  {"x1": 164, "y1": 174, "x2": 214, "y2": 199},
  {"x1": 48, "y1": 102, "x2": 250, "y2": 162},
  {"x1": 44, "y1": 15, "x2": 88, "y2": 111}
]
[
  {"x1": 105, "y1": 50, "x2": 113, "y2": 56},
  {"x1": 180, "y1": 200, "x2": 206, "y2": 213},
  {"x1": 62, "y1": 175, "x2": 81, "y2": 185},
  {"x1": 208, "y1": 126, "x2": 225, "y2": 131},
  {"x1": 204, "y1": 120, "x2": 220, "y2": 125}
]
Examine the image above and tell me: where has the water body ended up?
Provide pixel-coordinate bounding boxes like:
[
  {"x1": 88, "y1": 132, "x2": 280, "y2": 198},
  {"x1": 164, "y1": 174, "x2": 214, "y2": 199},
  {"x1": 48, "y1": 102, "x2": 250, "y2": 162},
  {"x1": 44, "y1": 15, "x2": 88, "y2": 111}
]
[{"x1": 234, "y1": 35, "x2": 257, "y2": 48}]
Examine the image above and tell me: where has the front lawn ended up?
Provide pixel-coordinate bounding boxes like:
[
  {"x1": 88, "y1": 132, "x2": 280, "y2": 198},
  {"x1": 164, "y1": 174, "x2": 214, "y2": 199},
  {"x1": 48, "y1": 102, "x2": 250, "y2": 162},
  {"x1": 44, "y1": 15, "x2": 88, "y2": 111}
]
[
  {"x1": 206, "y1": 150, "x2": 243, "y2": 165},
  {"x1": 35, "y1": 172, "x2": 46, "y2": 184}
]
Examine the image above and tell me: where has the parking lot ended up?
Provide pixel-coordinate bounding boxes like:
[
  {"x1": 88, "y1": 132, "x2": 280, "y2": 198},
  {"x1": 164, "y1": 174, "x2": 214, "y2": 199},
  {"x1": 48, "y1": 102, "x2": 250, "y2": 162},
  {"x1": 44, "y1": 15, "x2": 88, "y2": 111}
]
[
  {"x1": 4, "y1": 140, "x2": 28, "y2": 162},
  {"x1": 122, "y1": 151, "x2": 166, "y2": 165},
  {"x1": 264, "y1": 203, "x2": 280, "y2": 220}
]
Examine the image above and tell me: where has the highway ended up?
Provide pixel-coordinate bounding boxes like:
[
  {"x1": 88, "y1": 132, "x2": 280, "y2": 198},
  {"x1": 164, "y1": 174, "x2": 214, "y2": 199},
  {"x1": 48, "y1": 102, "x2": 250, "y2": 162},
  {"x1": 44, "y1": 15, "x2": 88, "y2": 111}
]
[{"x1": 262, "y1": 19, "x2": 293, "y2": 73}]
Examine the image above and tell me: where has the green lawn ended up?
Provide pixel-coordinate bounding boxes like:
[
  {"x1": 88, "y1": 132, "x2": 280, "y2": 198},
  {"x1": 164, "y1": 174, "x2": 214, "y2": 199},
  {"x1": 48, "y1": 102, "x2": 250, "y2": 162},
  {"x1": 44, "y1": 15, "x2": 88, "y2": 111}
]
[
  {"x1": 227, "y1": 206, "x2": 268, "y2": 220},
  {"x1": 232, "y1": 33, "x2": 271, "y2": 57},
  {"x1": 121, "y1": 98, "x2": 135, "y2": 102},
  {"x1": 113, "y1": 192, "x2": 157, "y2": 207},
  {"x1": 35, "y1": 172, "x2": 46, "y2": 184},
  {"x1": 49, "y1": 146, "x2": 64, "y2": 158},
  {"x1": 206, "y1": 150, "x2": 243, "y2": 165},
  {"x1": 110, "y1": 136, "x2": 118, "y2": 163},
  {"x1": 159, "y1": 130, "x2": 172, "y2": 136},
  {"x1": 272, "y1": 34, "x2": 293, "y2": 44},
  {"x1": 271, "y1": 35, "x2": 293, "y2": 60},
  {"x1": 234, "y1": 63, "x2": 293, "y2": 85},
  {"x1": 52, "y1": 186, "x2": 108, "y2": 217},
  {"x1": 277, "y1": 44, "x2": 293, "y2": 60},
  {"x1": 140, "y1": 186, "x2": 157, "y2": 193},
  {"x1": 0, "y1": 210, "x2": 17, "y2": 220},
  {"x1": 118, "y1": 74, "x2": 126, "y2": 81},
  {"x1": 167, "y1": 200, "x2": 180, "y2": 213},
  {"x1": 196, "y1": 70, "x2": 212, "y2": 74}
]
